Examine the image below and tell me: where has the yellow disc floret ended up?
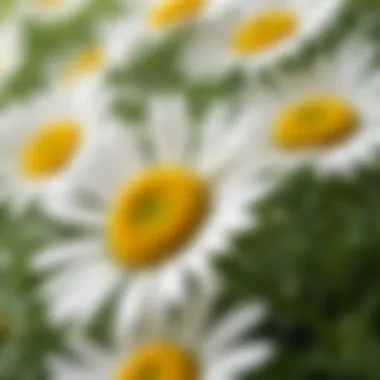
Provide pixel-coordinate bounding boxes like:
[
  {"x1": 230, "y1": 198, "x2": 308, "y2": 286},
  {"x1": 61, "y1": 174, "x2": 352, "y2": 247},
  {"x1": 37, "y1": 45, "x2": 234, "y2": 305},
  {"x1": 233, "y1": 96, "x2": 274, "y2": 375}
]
[
  {"x1": 115, "y1": 342, "x2": 198, "y2": 380},
  {"x1": 230, "y1": 9, "x2": 298, "y2": 56},
  {"x1": 107, "y1": 166, "x2": 209, "y2": 269},
  {"x1": 148, "y1": 0, "x2": 206, "y2": 29},
  {"x1": 273, "y1": 95, "x2": 358, "y2": 150},
  {"x1": 62, "y1": 45, "x2": 105, "y2": 84},
  {"x1": 20, "y1": 119, "x2": 81, "y2": 179}
]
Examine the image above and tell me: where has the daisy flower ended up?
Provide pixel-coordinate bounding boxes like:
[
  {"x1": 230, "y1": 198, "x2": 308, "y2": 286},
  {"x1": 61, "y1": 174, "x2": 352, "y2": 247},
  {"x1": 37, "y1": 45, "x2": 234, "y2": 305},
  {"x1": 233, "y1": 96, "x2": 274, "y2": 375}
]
[
  {"x1": 52, "y1": 287, "x2": 273, "y2": 380},
  {"x1": 50, "y1": 16, "x2": 142, "y2": 97},
  {"x1": 34, "y1": 95, "x2": 266, "y2": 327},
  {"x1": 25, "y1": 0, "x2": 92, "y2": 23},
  {"x1": 238, "y1": 37, "x2": 380, "y2": 174},
  {"x1": 179, "y1": 0, "x2": 346, "y2": 80},
  {"x1": 0, "y1": 87, "x2": 108, "y2": 211}
]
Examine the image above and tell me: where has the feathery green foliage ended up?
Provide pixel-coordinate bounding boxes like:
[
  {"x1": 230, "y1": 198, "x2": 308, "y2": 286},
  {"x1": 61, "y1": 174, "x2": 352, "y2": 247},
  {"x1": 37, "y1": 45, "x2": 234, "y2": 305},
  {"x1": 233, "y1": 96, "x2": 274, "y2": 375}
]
[
  {"x1": 217, "y1": 156, "x2": 380, "y2": 379},
  {"x1": 0, "y1": 203, "x2": 82, "y2": 380}
]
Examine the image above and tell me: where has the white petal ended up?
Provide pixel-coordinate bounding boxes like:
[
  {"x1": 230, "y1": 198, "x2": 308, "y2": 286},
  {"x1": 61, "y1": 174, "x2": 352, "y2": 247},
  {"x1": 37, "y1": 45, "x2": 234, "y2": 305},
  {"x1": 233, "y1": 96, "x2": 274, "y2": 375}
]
[
  {"x1": 203, "y1": 304, "x2": 267, "y2": 358},
  {"x1": 187, "y1": 255, "x2": 217, "y2": 287},
  {"x1": 112, "y1": 272, "x2": 162, "y2": 343},
  {"x1": 180, "y1": 287, "x2": 217, "y2": 348},
  {"x1": 44, "y1": 194, "x2": 104, "y2": 228},
  {"x1": 46, "y1": 260, "x2": 120, "y2": 324},
  {"x1": 0, "y1": 21, "x2": 24, "y2": 85},
  {"x1": 197, "y1": 103, "x2": 231, "y2": 169},
  {"x1": 67, "y1": 126, "x2": 145, "y2": 203},
  {"x1": 33, "y1": 239, "x2": 101, "y2": 270},
  {"x1": 202, "y1": 118, "x2": 255, "y2": 181},
  {"x1": 147, "y1": 97, "x2": 190, "y2": 163},
  {"x1": 207, "y1": 343, "x2": 274, "y2": 379},
  {"x1": 157, "y1": 264, "x2": 187, "y2": 303},
  {"x1": 180, "y1": 19, "x2": 235, "y2": 81}
]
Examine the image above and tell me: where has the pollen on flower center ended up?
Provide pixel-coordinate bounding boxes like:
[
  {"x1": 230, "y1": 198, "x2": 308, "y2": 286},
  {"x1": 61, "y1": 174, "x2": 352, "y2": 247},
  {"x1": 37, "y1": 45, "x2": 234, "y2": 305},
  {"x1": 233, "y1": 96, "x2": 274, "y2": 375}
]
[
  {"x1": 107, "y1": 166, "x2": 209, "y2": 269},
  {"x1": 273, "y1": 95, "x2": 358, "y2": 150},
  {"x1": 62, "y1": 45, "x2": 105, "y2": 84},
  {"x1": 230, "y1": 9, "x2": 298, "y2": 56},
  {"x1": 148, "y1": 0, "x2": 206, "y2": 30},
  {"x1": 115, "y1": 342, "x2": 198, "y2": 380},
  {"x1": 20, "y1": 119, "x2": 82, "y2": 179}
]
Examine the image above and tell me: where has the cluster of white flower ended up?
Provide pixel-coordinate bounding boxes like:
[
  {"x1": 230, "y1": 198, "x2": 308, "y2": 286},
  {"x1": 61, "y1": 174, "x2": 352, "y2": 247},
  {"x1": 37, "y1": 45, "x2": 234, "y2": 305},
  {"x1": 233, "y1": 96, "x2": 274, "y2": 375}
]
[{"x1": 0, "y1": 0, "x2": 379, "y2": 379}]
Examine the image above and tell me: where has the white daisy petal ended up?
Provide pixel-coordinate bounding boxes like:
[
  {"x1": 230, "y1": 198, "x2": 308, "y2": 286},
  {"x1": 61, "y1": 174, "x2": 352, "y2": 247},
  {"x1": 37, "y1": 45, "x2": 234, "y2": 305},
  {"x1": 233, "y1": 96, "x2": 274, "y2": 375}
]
[
  {"x1": 44, "y1": 194, "x2": 104, "y2": 227},
  {"x1": 48, "y1": 261, "x2": 121, "y2": 324},
  {"x1": 180, "y1": 289, "x2": 215, "y2": 347},
  {"x1": 156, "y1": 264, "x2": 187, "y2": 303},
  {"x1": 147, "y1": 97, "x2": 191, "y2": 163},
  {"x1": 0, "y1": 20, "x2": 25, "y2": 88},
  {"x1": 33, "y1": 239, "x2": 101, "y2": 270},
  {"x1": 197, "y1": 102, "x2": 230, "y2": 169},
  {"x1": 203, "y1": 304, "x2": 267, "y2": 358},
  {"x1": 61, "y1": 125, "x2": 146, "y2": 205},
  {"x1": 202, "y1": 118, "x2": 254, "y2": 180},
  {"x1": 112, "y1": 273, "x2": 159, "y2": 343},
  {"x1": 208, "y1": 343, "x2": 274, "y2": 379}
]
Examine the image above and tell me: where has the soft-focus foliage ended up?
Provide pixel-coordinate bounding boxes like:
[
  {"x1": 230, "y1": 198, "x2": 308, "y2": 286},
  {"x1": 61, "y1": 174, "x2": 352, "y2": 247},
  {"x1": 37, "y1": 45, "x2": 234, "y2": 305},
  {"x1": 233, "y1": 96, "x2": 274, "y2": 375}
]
[
  {"x1": 0, "y1": 203, "x2": 82, "y2": 380},
  {"x1": 218, "y1": 156, "x2": 380, "y2": 379}
]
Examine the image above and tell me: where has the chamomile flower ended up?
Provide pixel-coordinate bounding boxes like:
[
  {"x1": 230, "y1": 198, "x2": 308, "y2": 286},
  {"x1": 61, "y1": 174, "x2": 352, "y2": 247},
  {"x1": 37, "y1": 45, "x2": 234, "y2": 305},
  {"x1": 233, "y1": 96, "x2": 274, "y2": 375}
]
[
  {"x1": 34, "y1": 96, "x2": 266, "y2": 327},
  {"x1": 180, "y1": 0, "x2": 346, "y2": 80},
  {"x1": 26, "y1": 0, "x2": 92, "y2": 23},
  {"x1": 52, "y1": 288, "x2": 273, "y2": 380},
  {"x1": 239, "y1": 38, "x2": 380, "y2": 174},
  {"x1": 51, "y1": 18, "x2": 141, "y2": 96},
  {"x1": 0, "y1": 88, "x2": 108, "y2": 211}
]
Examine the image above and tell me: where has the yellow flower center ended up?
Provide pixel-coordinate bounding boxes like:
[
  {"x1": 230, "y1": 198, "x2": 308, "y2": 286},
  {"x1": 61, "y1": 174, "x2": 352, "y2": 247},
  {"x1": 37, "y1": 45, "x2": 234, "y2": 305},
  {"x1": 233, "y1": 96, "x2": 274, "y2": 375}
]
[
  {"x1": 148, "y1": 0, "x2": 206, "y2": 30},
  {"x1": 115, "y1": 342, "x2": 198, "y2": 380},
  {"x1": 36, "y1": 0, "x2": 63, "y2": 8},
  {"x1": 273, "y1": 95, "x2": 358, "y2": 150},
  {"x1": 230, "y1": 9, "x2": 298, "y2": 56},
  {"x1": 107, "y1": 166, "x2": 209, "y2": 269},
  {"x1": 20, "y1": 119, "x2": 82, "y2": 179},
  {"x1": 62, "y1": 45, "x2": 105, "y2": 85}
]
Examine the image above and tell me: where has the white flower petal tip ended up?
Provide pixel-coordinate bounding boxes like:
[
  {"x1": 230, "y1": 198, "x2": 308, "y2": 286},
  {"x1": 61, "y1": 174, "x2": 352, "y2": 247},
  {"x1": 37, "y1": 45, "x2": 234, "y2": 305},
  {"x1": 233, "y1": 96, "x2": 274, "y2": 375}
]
[
  {"x1": 203, "y1": 302, "x2": 269, "y2": 356},
  {"x1": 209, "y1": 342, "x2": 275, "y2": 380}
]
